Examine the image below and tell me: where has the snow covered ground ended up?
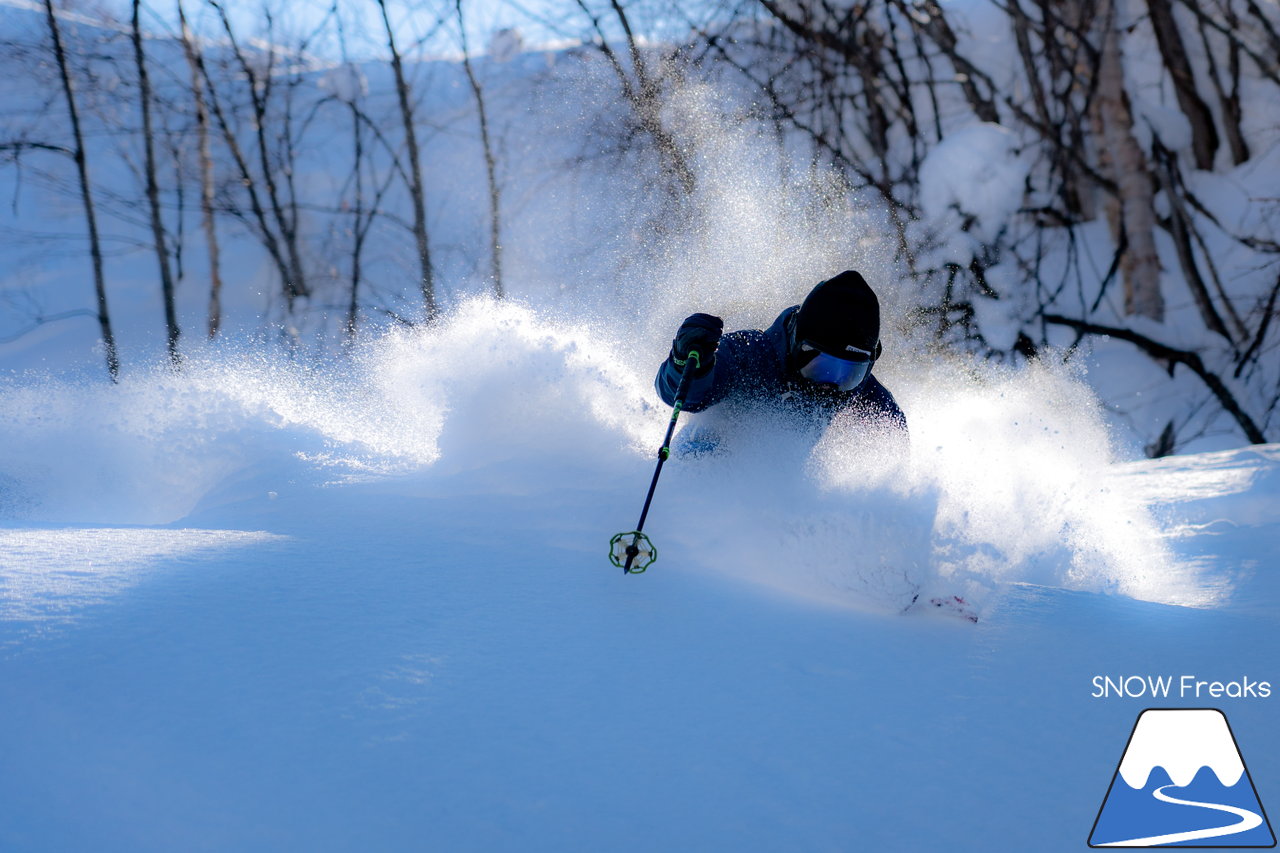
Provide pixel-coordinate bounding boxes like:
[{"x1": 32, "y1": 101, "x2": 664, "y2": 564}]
[{"x1": 1, "y1": 304, "x2": 1276, "y2": 851}]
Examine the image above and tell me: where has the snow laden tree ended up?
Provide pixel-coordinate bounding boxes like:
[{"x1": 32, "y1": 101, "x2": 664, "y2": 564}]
[{"x1": 692, "y1": 0, "x2": 1279, "y2": 453}]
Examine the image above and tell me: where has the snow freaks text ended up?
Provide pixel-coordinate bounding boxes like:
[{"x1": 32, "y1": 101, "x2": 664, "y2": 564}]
[{"x1": 1091, "y1": 676, "x2": 1273, "y2": 700}]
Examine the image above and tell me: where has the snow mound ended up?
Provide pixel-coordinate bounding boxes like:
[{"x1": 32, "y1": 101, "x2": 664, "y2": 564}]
[
  {"x1": 0, "y1": 299, "x2": 651, "y2": 525},
  {"x1": 660, "y1": 358, "x2": 1215, "y2": 615},
  {"x1": 0, "y1": 299, "x2": 1222, "y2": 617}
]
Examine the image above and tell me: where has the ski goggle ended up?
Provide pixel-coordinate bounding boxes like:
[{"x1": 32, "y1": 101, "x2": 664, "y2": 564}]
[{"x1": 795, "y1": 341, "x2": 874, "y2": 391}]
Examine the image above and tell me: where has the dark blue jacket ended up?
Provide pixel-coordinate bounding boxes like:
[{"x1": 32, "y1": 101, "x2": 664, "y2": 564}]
[{"x1": 655, "y1": 307, "x2": 907, "y2": 431}]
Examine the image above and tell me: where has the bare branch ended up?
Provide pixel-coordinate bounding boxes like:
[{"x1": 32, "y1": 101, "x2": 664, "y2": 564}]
[{"x1": 1043, "y1": 312, "x2": 1267, "y2": 443}]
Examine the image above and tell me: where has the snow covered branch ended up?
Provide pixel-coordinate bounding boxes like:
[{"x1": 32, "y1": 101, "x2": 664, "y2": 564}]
[{"x1": 1043, "y1": 312, "x2": 1267, "y2": 444}]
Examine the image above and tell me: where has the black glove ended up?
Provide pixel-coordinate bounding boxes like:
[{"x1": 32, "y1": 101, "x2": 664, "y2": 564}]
[{"x1": 671, "y1": 313, "x2": 723, "y2": 377}]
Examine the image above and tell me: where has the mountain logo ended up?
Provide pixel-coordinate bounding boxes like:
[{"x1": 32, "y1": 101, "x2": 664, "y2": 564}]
[{"x1": 1089, "y1": 709, "x2": 1275, "y2": 847}]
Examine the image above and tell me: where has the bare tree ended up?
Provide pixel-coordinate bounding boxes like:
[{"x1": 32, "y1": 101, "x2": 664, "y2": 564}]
[
  {"x1": 190, "y1": 5, "x2": 302, "y2": 316},
  {"x1": 457, "y1": 0, "x2": 504, "y2": 298},
  {"x1": 376, "y1": 0, "x2": 437, "y2": 321},
  {"x1": 42, "y1": 0, "x2": 119, "y2": 381},
  {"x1": 344, "y1": 90, "x2": 367, "y2": 343},
  {"x1": 572, "y1": 0, "x2": 697, "y2": 199},
  {"x1": 178, "y1": 0, "x2": 224, "y2": 339},
  {"x1": 336, "y1": 103, "x2": 400, "y2": 345},
  {"x1": 1151, "y1": 139, "x2": 1242, "y2": 344},
  {"x1": 208, "y1": 0, "x2": 309, "y2": 310},
  {"x1": 8, "y1": 0, "x2": 1278, "y2": 448},
  {"x1": 132, "y1": 0, "x2": 181, "y2": 365},
  {"x1": 325, "y1": 10, "x2": 397, "y2": 345},
  {"x1": 690, "y1": 0, "x2": 1280, "y2": 448}
]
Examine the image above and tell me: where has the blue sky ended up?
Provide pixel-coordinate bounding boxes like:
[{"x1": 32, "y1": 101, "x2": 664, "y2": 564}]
[{"x1": 94, "y1": 0, "x2": 602, "y2": 61}]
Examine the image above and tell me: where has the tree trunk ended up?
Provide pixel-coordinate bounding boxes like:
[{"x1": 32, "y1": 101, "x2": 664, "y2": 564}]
[
  {"x1": 376, "y1": 0, "x2": 436, "y2": 321},
  {"x1": 346, "y1": 101, "x2": 364, "y2": 345},
  {"x1": 1194, "y1": 0, "x2": 1250, "y2": 166},
  {"x1": 1147, "y1": 0, "x2": 1219, "y2": 170},
  {"x1": 177, "y1": 2, "x2": 223, "y2": 339},
  {"x1": 43, "y1": 0, "x2": 119, "y2": 381},
  {"x1": 456, "y1": 0, "x2": 503, "y2": 298},
  {"x1": 133, "y1": 0, "x2": 181, "y2": 366},
  {"x1": 1091, "y1": 0, "x2": 1165, "y2": 321},
  {"x1": 1010, "y1": 0, "x2": 1093, "y2": 220}
]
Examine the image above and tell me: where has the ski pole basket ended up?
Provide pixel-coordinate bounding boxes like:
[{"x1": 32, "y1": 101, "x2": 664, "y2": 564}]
[{"x1": 609, "y1": 530, "x2": 657, "y2": 573}]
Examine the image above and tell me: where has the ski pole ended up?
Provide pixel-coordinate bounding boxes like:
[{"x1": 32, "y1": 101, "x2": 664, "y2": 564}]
[{"x1": 609, "y1": 350, "x2": 701, "y2": 574}]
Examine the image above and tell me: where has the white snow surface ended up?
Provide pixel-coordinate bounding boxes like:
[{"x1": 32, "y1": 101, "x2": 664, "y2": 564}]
[{"x1": 1, "y1": 300, "x2": 1278, "y2": 851}]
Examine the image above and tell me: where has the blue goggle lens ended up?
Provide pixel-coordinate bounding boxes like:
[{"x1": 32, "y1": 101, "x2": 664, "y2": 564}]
[{"x1": 796, "y1": 344, "x2": 872, "y2": 391}]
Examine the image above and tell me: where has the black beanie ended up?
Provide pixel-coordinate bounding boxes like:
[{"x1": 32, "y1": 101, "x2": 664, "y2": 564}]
[{"x1": 794, "y1": 270, "x2": 880, "y2": 353}]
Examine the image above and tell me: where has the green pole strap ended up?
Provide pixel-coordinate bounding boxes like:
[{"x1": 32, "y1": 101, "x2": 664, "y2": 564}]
[{"x1": 670, "y1": 351, "x2": 702, "y2": 371}]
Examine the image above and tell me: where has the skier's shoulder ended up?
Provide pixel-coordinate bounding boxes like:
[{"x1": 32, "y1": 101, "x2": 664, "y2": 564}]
[
  {"x1": 727, "y1": 307, "x2": 796, "y2": 363},
  {"x1": 859, "y1": 373, "x2": 897, "y2": 404},
  {"x1": 764, "y1": 306, "x2": 798, "y2": 348},
  {"x1": 720, "y1": 326, "x2": 770, "y2": 360},
  {"x1": 720, "y1": 307, "x2": 795, "y2": 367}
]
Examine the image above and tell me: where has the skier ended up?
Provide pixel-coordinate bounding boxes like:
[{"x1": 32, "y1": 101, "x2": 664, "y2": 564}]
[
  {"x1": 647, "y1": 271, "x2": 971, "y2": 617},
  {"x1": 655, "y1": 270, "x2": 906, "y2": 447}
]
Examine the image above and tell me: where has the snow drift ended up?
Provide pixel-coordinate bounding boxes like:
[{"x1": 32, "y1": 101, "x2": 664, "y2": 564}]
[{"x1": 0, "y1": 297, "x2": 1222, "y2": 619}]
